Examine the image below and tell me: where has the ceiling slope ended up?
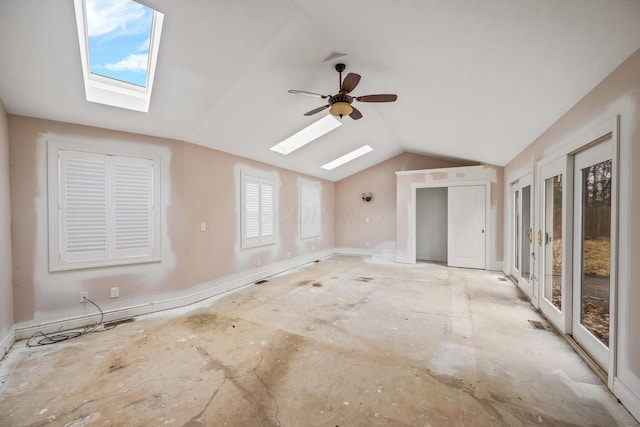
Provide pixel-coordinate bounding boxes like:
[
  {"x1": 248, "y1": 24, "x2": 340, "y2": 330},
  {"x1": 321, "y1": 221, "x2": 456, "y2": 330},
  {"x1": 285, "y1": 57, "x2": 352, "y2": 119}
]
[{"x1": 1, "y1": 0, "x2": 640, "y2": 181}]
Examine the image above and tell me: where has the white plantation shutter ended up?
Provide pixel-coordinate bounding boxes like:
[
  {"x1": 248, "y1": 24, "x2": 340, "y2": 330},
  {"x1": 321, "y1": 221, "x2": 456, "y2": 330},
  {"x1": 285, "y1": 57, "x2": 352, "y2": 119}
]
[
  {"x1": 111, "y1": 156, "x2": 154, "y2": 259},
  {"x1": 300, "y1": 184, "x2": 321, "y2": 239},
  {"x1": 242, "y1": 172, "x2": 276, "y2": 247},
  {"x1": 244, "y1": 179, "x2": 261, "y2": 240},
  {"x1": 260, "y1": 181, "x2": 274, "y2": 238},
  {"x1": 49, "y1": 142, "x2": 160, "y2": 271},
  {"x1": 59, "y1": 150, "x2": 108, "y2": 263}
]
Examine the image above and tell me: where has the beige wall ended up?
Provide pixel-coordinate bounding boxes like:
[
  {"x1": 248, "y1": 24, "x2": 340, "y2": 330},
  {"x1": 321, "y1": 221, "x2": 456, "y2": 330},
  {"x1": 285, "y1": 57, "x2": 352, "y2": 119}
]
[
  {"x1": 0, "y1": 98, "x2": 13, "y2": 354},
  {"x1": 334, "y1": 152, "x2": 472, "y2": 250},
  {"x1": 504, "y1": 48, "x2": 640, "y2": 417},
  {"x1": 9, "y1": 115, "x2": 335, "y2": 324}
]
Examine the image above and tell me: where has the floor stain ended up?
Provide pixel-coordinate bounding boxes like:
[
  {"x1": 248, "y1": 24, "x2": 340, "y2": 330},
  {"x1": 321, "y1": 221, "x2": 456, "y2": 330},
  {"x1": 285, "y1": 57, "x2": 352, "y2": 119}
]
[
  {"x1": 296, "y1": 280, "x2": 313, "y2": 287},
  {"x1": 0, "y1": 255, "x2": 632, "y2": 427},
  {"x1": 107, "y1": 358, "x2": 125, "y2": 373}
]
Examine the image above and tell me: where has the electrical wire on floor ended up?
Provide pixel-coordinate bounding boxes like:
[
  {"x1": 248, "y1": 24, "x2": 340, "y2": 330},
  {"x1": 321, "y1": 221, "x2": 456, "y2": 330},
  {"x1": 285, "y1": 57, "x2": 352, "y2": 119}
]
[{"x1": 26, "y1": 296, "x2": 115, "y2": 347}]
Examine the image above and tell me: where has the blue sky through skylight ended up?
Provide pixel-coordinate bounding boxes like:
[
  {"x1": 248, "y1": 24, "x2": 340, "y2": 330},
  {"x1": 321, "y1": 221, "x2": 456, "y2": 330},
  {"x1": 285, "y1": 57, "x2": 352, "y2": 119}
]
[{"x1": 86, "y1": 0, "x2": 153, "y2": 87}]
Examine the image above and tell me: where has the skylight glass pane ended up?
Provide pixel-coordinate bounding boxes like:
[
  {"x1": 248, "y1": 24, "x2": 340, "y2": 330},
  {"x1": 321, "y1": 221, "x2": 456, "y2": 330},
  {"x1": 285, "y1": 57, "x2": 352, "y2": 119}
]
[
  {"x1": 270, "y1": 115, "x2": 342, "y2": 155},
  {"x1": 321, "y1": 145, "x2": 373, "y2": 170},
  {"x1": 86, "y1": 0, "x2": 154, "y2": 88}
]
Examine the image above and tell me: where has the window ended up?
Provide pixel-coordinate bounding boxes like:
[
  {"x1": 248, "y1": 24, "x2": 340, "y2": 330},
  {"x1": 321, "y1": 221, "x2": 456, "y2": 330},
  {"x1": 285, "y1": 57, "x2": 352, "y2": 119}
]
[
  {"x1": 48, "y1": 140, "x2": 161, "y2": 271},
  {"x1": 73, "y1": 0, "x2": 164, "y2": 112},
  {"x1": 300, "y1": 182, "x2": 321, "y2": 239},
  {"x1": 241, "y1": 170, "x2": 276, "y2": 248}
]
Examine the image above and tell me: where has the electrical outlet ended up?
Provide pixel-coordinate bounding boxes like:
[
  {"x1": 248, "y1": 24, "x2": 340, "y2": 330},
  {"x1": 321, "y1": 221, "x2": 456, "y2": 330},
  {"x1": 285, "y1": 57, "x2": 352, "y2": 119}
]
[
  {"x1": 256, "y1": 258, "x2": 261, "y2": 266},
  {"x1": 110, "y1": 287, "x2": 119, "y2": 299},
  {"x1": 80, "y1": 292, "x2": 88, "y2": 303},
  {"x1": 200, "y1": 222, "x2": 206, "y2": 232}
]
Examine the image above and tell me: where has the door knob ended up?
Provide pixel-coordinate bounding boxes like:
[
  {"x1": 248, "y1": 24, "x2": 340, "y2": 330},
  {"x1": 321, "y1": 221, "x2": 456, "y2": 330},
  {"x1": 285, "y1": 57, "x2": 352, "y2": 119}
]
[{"x1": 537, "y1": 229, "x2": 543, "y2": 246}]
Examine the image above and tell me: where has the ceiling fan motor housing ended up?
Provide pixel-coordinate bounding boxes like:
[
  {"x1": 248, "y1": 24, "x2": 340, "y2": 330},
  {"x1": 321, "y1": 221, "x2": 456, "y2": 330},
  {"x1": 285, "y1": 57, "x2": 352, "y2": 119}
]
[{"x1": 330, "y1": 93, "x2": 353, "y2": 105}]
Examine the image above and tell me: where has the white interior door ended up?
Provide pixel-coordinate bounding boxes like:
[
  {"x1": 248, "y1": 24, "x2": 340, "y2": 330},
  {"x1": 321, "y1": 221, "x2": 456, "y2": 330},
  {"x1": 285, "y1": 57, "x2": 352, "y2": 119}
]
[
  {"x1": 572, "y1": 137, "x2": 613, "y2": 371},
  {"x1": 539, "y1": 158, "x2": 567, "y2": 330},
  {"x1": 447, "y1": 186, "x2": 486, "y2": 269}
]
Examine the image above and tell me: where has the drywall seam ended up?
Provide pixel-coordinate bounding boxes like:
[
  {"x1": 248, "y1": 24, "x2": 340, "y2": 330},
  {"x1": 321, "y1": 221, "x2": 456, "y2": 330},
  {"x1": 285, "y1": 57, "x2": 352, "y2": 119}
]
[{"x1": 14, "y1": 249, "x2": 333, "y2": 340}]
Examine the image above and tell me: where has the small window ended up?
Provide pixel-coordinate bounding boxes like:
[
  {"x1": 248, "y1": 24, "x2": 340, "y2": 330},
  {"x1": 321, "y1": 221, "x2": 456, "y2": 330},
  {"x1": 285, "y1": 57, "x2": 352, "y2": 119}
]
[
  {"x1": 300, "y1": 182, "x2": 321, "y2": 239},
  {"x1": 241, "y1": 170, "x2": 276, "y2": 248},
  {"x1": 48, "y1": 140, "x2": 161, "y2": 271}
]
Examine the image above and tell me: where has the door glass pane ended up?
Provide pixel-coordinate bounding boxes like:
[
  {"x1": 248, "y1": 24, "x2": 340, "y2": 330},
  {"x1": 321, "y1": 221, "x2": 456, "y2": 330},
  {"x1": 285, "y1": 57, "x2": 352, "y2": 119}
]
[
  {"x1": 521, "y1": 186, "x2": 531, "y2": 279},
  {"x1": 514, "y1": 190, "x2": 520, "y2": 271},
  {"x1": 544, "y1": 175, "x2": 562, "y2": 310},
  {"x1": 580, "y1": 159, "x2": 611, "y2": 347}
]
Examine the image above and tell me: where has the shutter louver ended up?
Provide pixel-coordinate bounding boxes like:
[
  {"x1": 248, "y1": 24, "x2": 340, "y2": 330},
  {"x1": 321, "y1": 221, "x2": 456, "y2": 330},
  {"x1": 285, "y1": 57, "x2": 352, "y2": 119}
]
[
  {"x1": 244, "y1": 180, "x2": 260, "y2": 242},
  {"x1": 111, "y1": 156, "x2": 154, "y2": 259},
  {"x1": 260, "y1": 181, "x2": 274, "y2": 239},
  {"x1": 59, "y1": 151, "x2": 108, "y2": 263}
]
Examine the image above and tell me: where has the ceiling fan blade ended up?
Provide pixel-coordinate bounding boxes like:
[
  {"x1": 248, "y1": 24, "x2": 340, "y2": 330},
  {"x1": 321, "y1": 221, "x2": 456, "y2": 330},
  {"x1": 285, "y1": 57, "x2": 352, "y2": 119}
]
[
  {"x1": 340, "y1": 73, "x2": 361, "y2": 93},
  {"x1": 289, "y1": 90, "x2": 328, "y2": 99},
  {"x1": 355, "y1": 94, "x2": 398, "y2": 103},
  {"x1": 304, "y1": 104, "x2": 330, "y2": 116},
  {"x1": 349, "y1": 106, "x2": 363, "y2": 120}
]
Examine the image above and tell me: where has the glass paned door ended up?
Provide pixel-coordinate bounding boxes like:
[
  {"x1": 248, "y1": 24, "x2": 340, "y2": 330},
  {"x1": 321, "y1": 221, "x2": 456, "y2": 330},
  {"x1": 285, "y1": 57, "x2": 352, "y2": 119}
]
[
  {"x1": 544, "y1": 175, "x2": 563, "y2": 310},
  {"x1": 579, "y1": 158, "x2": 612, "y2": 347},
  {"x1": 521, "y1": 185, "x2": 532, "y2": 282},
  {"x1": 572, "y1": 137, "x2": 613, "y2": 371},
  {"x1": 514, "y1": 189, "x2": 520, "y2": 274},
  {"x1": 511, "y1": 174, "x2": 534, "y2": 298},
  {"x1": 539, "y1": 156, "x2": 567, "y2": 331}
]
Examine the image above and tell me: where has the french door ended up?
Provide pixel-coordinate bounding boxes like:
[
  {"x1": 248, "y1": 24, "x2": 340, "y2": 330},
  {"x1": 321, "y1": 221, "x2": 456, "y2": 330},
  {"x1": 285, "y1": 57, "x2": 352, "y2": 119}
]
[
  {"x1": 511, "y1": 174, "x2": 534, "y2": 297},
  {"x1": 539, "y1": 158, "x2": 567, "y2": 329},
  {"x1": 572, "y1": 137, "x2": 614, "y2": 371}
]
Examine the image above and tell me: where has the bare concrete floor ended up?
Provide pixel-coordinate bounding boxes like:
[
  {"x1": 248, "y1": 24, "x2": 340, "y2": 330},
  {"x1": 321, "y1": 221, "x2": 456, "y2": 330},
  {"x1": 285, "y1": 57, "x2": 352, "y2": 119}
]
[{"x1": 0, "y1": 255, "x2": 637, "y2": 426}]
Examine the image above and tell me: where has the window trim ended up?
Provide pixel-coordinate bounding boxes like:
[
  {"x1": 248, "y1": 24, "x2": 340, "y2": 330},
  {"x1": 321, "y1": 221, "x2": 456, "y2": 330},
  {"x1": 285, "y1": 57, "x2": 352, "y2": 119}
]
[
  {"x1": 73, "y1": 0, "x2": 165, "y2": 112},
  {"x1": 48, "y1": 139, "x2": 161, "y2": 271},
  {"x1": 240, "y1": 169, "x2": 277, "y2": 249},
  {"x1": 299, "y1": 180, "x2": 322, "y2": 240}
]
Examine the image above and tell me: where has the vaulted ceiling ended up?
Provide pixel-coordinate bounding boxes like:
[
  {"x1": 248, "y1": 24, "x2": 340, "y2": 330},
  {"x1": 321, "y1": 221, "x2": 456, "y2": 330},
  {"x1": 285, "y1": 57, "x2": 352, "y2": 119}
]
[{"x1": 1, "y1": 0, "x2": 640, "y2": 181}]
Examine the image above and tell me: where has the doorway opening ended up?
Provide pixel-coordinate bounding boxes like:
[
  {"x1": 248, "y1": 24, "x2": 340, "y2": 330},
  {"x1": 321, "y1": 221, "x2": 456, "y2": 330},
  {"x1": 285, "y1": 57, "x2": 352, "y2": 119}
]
[{"x1": 416, "y1": 188, "x2": 447, "y2": 263}]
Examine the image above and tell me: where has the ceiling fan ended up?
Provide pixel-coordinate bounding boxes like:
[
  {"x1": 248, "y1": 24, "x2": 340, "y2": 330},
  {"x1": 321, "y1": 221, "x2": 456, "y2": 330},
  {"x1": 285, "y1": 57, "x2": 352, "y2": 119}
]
[{"x1": 288, "y1": 63, "x2": 397, "y2": 120}]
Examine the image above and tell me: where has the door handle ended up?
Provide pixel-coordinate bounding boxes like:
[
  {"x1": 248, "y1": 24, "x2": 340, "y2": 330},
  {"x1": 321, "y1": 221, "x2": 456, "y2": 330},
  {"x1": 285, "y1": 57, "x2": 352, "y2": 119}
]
[
  {"x1": 537, "y1": 229, "x2": 543, "y2": 246},
  {"x1": 527, "y1": 228, "x2": 533, "y2": 243}
]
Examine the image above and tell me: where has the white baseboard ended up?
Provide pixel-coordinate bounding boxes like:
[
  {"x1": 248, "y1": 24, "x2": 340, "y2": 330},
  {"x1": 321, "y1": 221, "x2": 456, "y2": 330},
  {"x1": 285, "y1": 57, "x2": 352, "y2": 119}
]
[
  {"x1": 614, "y1": 377, "x2": 640, "y2": 423},
  {"x1": 488, "y1": 261, "x2": 504, "y2": 272},
  {"x1": 334, "y1": 247, "x2": 376, "y2": 256},
  {"x1": 14, "y1": 249, "x2": 333, "y2": 341},
  {"x1": 0, "y1": 327, "x2": 15, "y2": 360},
  {"x1": 395, "y1": 254, "x2": 414, "y2": 263}
]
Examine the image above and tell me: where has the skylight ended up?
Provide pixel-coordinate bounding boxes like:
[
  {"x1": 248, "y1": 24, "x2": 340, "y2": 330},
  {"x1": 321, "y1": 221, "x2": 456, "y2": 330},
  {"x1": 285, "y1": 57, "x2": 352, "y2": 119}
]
[
  {"x1": 270, "y1": 115, "x2": 342, "y2": 155},
  {"x1": 321, "y1": 145, "x2": 373, "y2": 170},
  {"x1": 74, "y1": 0, "x2": 164, "y2": 112}
]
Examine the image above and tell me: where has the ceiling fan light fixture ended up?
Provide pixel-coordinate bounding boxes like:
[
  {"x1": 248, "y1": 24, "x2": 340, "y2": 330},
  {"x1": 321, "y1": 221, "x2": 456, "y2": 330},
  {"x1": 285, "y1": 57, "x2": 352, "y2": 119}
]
[{"x1": 330, "y1": 101, "x2": 353, "y2": 118}]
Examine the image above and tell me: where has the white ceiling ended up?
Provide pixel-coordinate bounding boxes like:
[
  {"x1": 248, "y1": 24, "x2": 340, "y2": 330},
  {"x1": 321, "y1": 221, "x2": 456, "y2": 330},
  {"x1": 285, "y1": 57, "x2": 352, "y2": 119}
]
[{"x1": 1, "y1": 0, "x2": 640, "y2": 181}]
